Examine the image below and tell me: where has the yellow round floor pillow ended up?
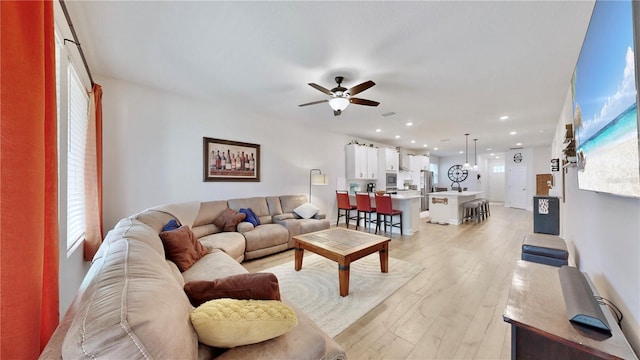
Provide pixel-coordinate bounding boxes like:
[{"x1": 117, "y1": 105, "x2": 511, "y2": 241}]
[{"x1": 190, "y1": 298, "x2": 298, "y2": 348}]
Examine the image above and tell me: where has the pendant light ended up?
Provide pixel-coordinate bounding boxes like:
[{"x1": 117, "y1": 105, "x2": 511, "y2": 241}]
[
  {"x1": 473, "y1": 138, "x2": 478, "y2": 170},
  {"x1": 463, "y1": 133, "x2": 472, "y2": 169}
]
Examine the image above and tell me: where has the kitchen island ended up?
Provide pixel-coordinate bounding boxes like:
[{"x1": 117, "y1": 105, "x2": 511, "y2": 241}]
[
  {"x1": 349, "y1": 192, "x2": 421, "y2": 235},
  {"x1": 427, "y1": 191, "x2": 483, "y2": 225}
]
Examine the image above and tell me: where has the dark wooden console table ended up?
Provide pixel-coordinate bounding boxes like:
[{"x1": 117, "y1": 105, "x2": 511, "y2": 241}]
[{"x1": 503, "y1": 260, "x2": 637, "y2": 359}]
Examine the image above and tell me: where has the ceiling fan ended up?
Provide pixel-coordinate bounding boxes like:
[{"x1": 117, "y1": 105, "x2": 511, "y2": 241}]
[{"x1": 299, "y1": 76, "x2": 380, "y2": 116}]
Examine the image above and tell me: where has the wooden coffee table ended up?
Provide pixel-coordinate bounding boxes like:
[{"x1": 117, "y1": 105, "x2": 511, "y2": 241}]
[{"x1": 293, "y1": 227, "x2": 391, "y2": 297}]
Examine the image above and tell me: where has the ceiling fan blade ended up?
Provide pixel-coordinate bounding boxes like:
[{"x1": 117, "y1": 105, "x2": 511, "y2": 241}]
[
  {"x1": 334, "y1": 109, "x2": 342, "y2": 116},
  {"x1": 347, "y1": 80, "x2": 375, "y2": 96},
  {"x1": 350, "y1": 98, "x2": 380, "y2": 106},
  {"x1": 308, "y1": 83, "x2": 333, "y2": 95},
  {"x1": 298, "y1": 99, "x2": 329, "y2": 107}
]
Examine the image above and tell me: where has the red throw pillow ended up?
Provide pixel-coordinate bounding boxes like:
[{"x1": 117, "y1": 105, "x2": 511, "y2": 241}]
[
  {"x1": 213, "y1": 208, "x2": 246, "y2": 232},
  {"x1": 159, "y1": 226, "x2": 208, "y2": 272},
  {"x1": 184, "y1": 273, "x2": 281, "y2": 307}
]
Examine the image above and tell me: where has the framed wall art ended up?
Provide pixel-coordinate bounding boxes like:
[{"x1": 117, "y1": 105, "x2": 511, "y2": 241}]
[{"x1": 203, "y1": 137, "x2": 260, "y2": 182}]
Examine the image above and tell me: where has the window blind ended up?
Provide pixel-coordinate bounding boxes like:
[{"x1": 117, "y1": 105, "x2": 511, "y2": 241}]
[{"x1": 66, "y1": 63, "x2": 89, "y2": 250}]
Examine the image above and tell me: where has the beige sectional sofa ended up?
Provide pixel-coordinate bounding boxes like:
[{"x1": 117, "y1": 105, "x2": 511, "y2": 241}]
[{"x1": 40, "y1": 195, "x2": 343, "y2": 359}]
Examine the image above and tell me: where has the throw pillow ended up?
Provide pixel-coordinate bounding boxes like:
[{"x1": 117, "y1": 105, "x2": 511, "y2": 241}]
[
  {"x1": 190, "y1": 299, "x2": 298, "y2": 348},
  {"x1": 293, "y1": 202, "x2": 319, "y2": 219},
  {"x1": 239, "y1": 208, "x2": 261, "y2": 227},
  {"x1": 213, "y1": 208, "x2": 246, "y2": 232},
  {"x1": 159, "y1": 226, "x2": 207, "y2": 272},
  {"x1": 184, "y1": 273, "x2": 281, "y2": 307},
  {"x1": 162, "y1": 219, "x2": 181, "y2": 232}
]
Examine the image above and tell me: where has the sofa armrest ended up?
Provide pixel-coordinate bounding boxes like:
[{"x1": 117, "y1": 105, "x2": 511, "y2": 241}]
[
  {"x1": 236, "y1": 222, "x2": 255, "y2": 233},
  {"x1": 313, "y1": 213, "x2": 326, "y2": 220}
]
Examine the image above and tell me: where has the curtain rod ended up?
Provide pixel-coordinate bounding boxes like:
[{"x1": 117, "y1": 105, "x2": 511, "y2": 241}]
[{"x1": 59, "y1": 0, "x2": 95, "y2": 86}]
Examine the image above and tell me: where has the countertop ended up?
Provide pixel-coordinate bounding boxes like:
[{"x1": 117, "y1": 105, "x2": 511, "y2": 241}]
[{"x1": 428, "y1": 191, "x2": 483, "y2": 196}]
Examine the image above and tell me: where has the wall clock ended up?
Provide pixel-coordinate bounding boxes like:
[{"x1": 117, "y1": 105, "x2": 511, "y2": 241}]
[
  {"x1": 513, "y1": 153, "x2": 523, "y2": 163},
  {"x1": 447, "y1": 164, "x2": 469, "y2": 183}
]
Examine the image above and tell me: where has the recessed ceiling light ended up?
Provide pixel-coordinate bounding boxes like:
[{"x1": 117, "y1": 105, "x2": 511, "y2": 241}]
[
  {"x1": 434, "y1": 147, "x2": 438, "y2": 150},
  {"x1": 509, "y1": 131, "x2": 517, "y2": 135},
  {"x1": 375, "y1": 128, "x2": 382, "y2": 132},
  {"x1": 395, "y1": 135, "x2": 400, "y2": 139},
  {"x1": 423, "y1": 144, "x2": 428, "y2": 147},
  {"x1": 516, "y1": 142, "x2": 522, "y2": 146},
  {"x1": 406, "y1": 122, "x2": 413, "y2": 126},
  {"x1": 486, "y1": 148, "x2": 492, "y2": 151},
  {"x1": 459, "y1": 151, "x2": 464, "y2": 154},
  {"x1": 411, "y1": 140, "x2": 416, "y2": 144},
  {"x1": 496, "y1": 156, "x2": 500, "y2": 159},
  {"x1": 500, "y1": 116, "x2": 509, "y2": 120},
  {"x1": 490, "y1": 153, "x2": 495, "y2": 156}
]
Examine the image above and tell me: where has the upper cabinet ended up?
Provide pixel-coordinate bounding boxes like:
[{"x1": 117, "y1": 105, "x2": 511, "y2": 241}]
[
  {"x1": 378, "y1": 147, "x2": 398, "y2": 172},
  {"x1": 346, "y1": 144, "x2": 378, "y2": 179}
]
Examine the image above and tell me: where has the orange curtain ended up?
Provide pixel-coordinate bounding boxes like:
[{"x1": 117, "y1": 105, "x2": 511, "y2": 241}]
[
  {"x1": 0, "y1": 1, "x2": 60, "y2": 358},
  {"x1": 84, "y1": 84, "x2": 103, "y2": 261}
]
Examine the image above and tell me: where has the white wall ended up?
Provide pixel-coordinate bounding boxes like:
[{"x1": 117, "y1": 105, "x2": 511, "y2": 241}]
[
  {"x1": 552, "y1": 88, "x2": 640, "y2": 354},
  {"x1": 437, "y1": 155, "x2": 481, "y2": 191},
  {"x1": 99, "y1": 76, "x2": 349, "y2": 231}
]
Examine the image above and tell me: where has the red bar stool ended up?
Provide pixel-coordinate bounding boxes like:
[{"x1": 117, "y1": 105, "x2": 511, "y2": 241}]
[
  {"x1": 375, "y1": 194, "x2": 403, "y2": 235},
  {"x1": 355, "y1": 192, "x2": 377, "y2": 232},
  {"x1": 336, "y1": 190, "x2": 357, "y2": 228}
]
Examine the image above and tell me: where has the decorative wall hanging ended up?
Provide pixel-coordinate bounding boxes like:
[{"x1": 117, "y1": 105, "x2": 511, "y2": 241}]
[{"x1": 203, "y1": 137, "x2": 260, "y2": 182}]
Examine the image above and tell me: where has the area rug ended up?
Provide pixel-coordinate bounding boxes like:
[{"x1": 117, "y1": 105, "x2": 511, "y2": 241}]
[{"x1": 260, "y1": 253, "x2": 423, "y2": 337}]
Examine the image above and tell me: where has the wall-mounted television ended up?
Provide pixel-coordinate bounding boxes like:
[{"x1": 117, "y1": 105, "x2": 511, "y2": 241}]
[{"x1": 572, "y1": 0, "x2": 640, "y2": 198}]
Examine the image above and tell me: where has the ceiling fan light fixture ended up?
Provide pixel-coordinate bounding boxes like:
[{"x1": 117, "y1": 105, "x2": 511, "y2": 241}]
[{"x1": 329, "y1": 97, "x2": 350, "y2": 111}]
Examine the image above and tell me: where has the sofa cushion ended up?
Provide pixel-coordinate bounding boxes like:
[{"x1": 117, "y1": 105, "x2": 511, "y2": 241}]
[
  {"x1": 293, "y1": 202, "x2": 319, "y2": 219},
  {"x1": 182, "y1": 250, "x2": 249, "y2": 284},
  {"x1": 243, "y1": 223, "x2": 289, "y2": 252},
  {"x1": 190, "y1": 299, "x2": 298, "y2": 348},
  {"x1": 184, "y1": 273, "x2": 281, "y2": 307},
  {"x1": 213, "y1": 208, "x2": 246, "y2": 232},
  {"x1": 199, "y1": 231, "x2": 246, "y2": 263},
  {"x1": 239, "y1": 208, "x2": 261, "y2": 226},
  {"x1": 159, "y1": 226, "x2": 208, "y2": 272},
  {"x1": 279, "y1": 195, "x2": 308, "y2": 213},
  {"x1": 193, "y1": 200, "x2": 229, "y2": 227}
]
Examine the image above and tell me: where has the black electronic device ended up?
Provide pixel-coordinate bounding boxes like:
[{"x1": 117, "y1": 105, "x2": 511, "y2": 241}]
[{"x1": 558, "y1": 266, "x2": 612, "y2": 335}]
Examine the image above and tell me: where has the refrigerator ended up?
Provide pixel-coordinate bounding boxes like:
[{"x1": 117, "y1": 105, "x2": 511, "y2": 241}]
[{"x1": 420, "y1": 170, "x2": 434, "y2": 211}]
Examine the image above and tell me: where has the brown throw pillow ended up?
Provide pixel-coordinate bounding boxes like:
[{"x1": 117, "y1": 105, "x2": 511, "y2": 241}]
[
  {"x1": 213, "y1": 208, "x2": 246, "y2": 232},
  {"x1": 184, "y1": 273, "x2": 281, "y2": 307},
  {"x1": 159, "y1": 226, "x2": 207, "y2": 272}
]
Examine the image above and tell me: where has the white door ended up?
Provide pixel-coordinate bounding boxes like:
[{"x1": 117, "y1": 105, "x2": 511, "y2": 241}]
[
  {"x1": 488, "y1": 159, "x2": 505, "y2": 202},
  {"x1": 508, "y1": 166, "x2": 528, "y2": 209}
]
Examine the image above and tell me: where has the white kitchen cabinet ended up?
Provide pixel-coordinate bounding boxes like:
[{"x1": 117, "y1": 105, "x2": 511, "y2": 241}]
[
  {"x1": 420, "y1": 155, "x2": 430, "y2": 170},
  {"x1": 378, "y1": 147, "x2": 398, "y2": 172},
  {"x1": 346, "y1": 144, "x2": 378, "y2": 179},
  {"x1": 367, "y1": 147, "x2": 378, "y2": 179}
]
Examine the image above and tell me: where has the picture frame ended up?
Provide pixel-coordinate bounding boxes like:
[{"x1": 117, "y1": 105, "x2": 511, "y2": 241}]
[{"x1": 203, "y1": 137, "x2": 260, "y2": 182}]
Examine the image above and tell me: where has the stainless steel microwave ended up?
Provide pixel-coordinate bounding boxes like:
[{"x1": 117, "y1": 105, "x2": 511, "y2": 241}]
[{"x1": 385, "y1": 172, "x2": 397, "y2": 187}]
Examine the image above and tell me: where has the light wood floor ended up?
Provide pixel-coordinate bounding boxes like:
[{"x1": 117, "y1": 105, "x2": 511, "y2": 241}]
[{"x1": 243, "y1": 204, "x2": 532, "y2": 359}]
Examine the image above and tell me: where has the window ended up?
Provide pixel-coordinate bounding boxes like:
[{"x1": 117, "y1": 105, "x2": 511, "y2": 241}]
[
  {"x1": 493, "y1": 165, "x2": 505, "y2": 173},
  {"x1": 66, "y1": 65, "x2": 89, "y2": 250},
  {"x1": 55, "y1": 30, "x2": 91, "y2": 253},
  {"x1": 430, "y1": 163, "x2": 439, "y2": 184}
]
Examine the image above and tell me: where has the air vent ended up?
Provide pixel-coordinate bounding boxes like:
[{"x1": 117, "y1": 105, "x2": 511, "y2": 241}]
[
  {"x1": 440, "y1": 139, "x2": 450, "y2": 142},
  {"x1": 381, "y1": 112, "x2": 396, "y2": 117},
  {"x1": 510, "y1": 147, "x2": 524, "y2": 150}
]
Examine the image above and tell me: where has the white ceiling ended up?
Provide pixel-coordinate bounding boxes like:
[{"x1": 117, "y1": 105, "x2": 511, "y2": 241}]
[{"x1": 65, "y1": 0, "x2": 595, "y2": 157}]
